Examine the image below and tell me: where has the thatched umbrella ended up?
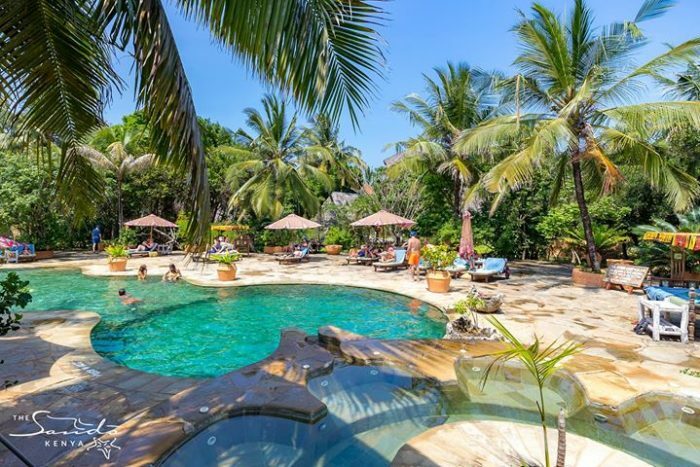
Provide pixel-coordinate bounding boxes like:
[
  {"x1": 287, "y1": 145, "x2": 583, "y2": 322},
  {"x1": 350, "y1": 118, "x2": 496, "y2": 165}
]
[
  {"x1": 265, "y1": 214, "x2": 321, "y2": 230},
  {"x1": 350, "y1": 210, "x2": 415, "y2": 228},
  {"x1": 350, "y1": 210, "x2": 415, "y2": 245},
  {"x1": 266, "y1": 214, "x2": 321, "y2": 250},
  {"x1": 124, "y1": 214, "x2": 177, "y2": 242}
]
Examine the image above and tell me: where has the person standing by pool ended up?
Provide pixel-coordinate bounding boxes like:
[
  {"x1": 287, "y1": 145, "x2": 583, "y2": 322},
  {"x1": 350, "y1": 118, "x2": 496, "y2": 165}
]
[
  {"x1": 91, "y1": 225, "x2": 101, "y2": 253},
  {"x1": 407, "y1": 231, "x2": 421, "y2": 282}
]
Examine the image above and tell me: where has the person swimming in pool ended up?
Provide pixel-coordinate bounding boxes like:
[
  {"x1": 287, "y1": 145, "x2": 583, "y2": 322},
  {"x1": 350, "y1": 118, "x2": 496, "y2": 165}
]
[
  {"x1": 162, "y1": 263, "x2": 182, "y2": 282},
  {"x1": 137, "y1": 264, "x2": 148, "y2": 280},
  {"x1": 118, "y1": 288, "x2": 142, "y2": 305}
]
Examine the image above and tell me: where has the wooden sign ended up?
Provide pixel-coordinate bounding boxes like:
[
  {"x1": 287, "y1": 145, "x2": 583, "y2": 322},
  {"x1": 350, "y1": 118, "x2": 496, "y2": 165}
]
[{"x1": 604, "y1": 264, "x2": 649, "y2": 293}]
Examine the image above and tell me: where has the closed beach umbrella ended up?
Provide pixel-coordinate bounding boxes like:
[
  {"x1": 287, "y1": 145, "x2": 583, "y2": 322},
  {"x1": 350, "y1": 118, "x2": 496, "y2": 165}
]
[
  {"x1": 458, "y1": 211, "x2": 474, "y2": 259},
  {"x1": 265, "y1": 214, "x2": 321, "y2": 230},
  {"x1": 350, "y1": 210, "x2": 415, "y2": 228}
]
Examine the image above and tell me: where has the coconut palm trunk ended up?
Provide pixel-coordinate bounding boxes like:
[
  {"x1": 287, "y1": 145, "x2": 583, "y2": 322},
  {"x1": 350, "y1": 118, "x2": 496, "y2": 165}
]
[
  {"x1": 116, "y1": 179, "x2": 124, "y2": 236},
  {"x1": 556, "y1": 408, "x2": 567, "y2": 467},
  {"x1": 570, "y1": 150, "x2": 600, "y2": 271}
]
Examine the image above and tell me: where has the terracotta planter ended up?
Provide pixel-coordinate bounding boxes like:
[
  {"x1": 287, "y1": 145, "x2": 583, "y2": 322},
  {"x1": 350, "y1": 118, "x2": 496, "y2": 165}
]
[
  {"x1": 273, "y1": 246, "x2": 285, "y2": 254},
  {"x1": 426, "y1": 270, "x2": 451, "y2": 293},
  {"x1": 108, "y1": 258, "x2": 128, "y2": 272},
  {"x1": 217, "y1": 264, "x2": 237, "y2": 281},
  {"x1": 325, "y1": 244, "x2": 342, "y2": 255},
  {"x1": 571, "y1": 268, "x2": 604, "y2": 288},
  {"x1": 263, "y1": 246, "x2": 275, "y2": 255},
  {"x1": 35, "y1": 250, "x2": 54, "y2": 260}
]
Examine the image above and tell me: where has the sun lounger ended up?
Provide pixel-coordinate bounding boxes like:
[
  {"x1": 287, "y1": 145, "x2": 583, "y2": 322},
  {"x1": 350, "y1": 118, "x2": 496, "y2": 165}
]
[
  {"x1": 278, "y1": 248, "x2": 310, "y2": 264},
  {"x1": 127, "y1": 243, "x2": 159, "y2": 257},
  {"x1": 446, "y1": 257, "x2": 469, "y2": 278},
  {"x1": 469, "y1": 257, "x2": 508, "y2": 282},
  {"x1": 8, "y1": 244, "x2": 36, "y2": 262},
  {"x1": 346, "y1": 249, "x2": 378, "y2": 265},
  {"x1": 157, "y1": 242, "x2": 174, "y2": 255},
  {"x1": 373, "y1": 249, "x2": 407, "y2": 272}
]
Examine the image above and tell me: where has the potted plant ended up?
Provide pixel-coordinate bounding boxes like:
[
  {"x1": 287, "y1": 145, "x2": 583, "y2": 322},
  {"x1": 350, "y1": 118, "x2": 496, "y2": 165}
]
[
  {"x1": 324, "y1": 226, "x2": 352, "y2": 255},
  {"x1": 105, "y1": 244, "x2": 128, "y2": 272},
  {"x1": 479, "y1": 317, "x2": 582, "y2": 467},
  {"x1": 563, "y1": 225, "x2": 628, "y2": 287},
  {"x1": 421, "y1": 244, "x2": 457, "y2": 293},
  {"x1": 212, "y1": 251, "x2": 241, "y2": 281}
]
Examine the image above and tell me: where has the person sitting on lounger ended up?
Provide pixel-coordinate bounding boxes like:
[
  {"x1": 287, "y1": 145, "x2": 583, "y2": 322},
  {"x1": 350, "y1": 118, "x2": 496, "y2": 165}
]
[
  {"x1": 357, "y1": 245, "x2": 369, "y2": 258},
  {"x1": 209, "y1": 238, "x2": 224, "y2": 253},
  {"x1": 137, "y1": 264, "x2": 148, "y2": 280},
  {"x1": 134, "y1": 239, "x2": 157, "y2": 251},
  {"x1": 162, "y1": 263, "x2": 182, "y2": 282},
  {"x1": 118, "y1": 289, "x2": 142, "y2": 305},
  {"x1": 379, "y1": 247, "x2": 395, "y2": 263}
]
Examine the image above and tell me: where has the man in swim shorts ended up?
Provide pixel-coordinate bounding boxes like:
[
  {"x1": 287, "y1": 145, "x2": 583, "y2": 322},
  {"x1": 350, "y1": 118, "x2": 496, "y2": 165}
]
[{"x1": 407, "y1": 231, "x2": 421, "y2": 282}]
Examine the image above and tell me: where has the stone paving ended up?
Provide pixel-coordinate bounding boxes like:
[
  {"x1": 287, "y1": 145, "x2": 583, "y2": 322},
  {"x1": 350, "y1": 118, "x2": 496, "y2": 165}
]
[{"x1": 1, "y1": 252, "x2": 699, "y2": 465}]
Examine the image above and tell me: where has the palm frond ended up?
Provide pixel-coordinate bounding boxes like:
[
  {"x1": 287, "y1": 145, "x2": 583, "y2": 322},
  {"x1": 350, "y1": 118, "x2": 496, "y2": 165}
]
[
  {"x1": 100, "y1": 0, "x2": 210, "y2": 244},
  {"x1": 0, "y1": 0, "x2": 120, "y2": 144},
  {"x1": 177, "y1": 0, "x2": 386, "y2": 127}
]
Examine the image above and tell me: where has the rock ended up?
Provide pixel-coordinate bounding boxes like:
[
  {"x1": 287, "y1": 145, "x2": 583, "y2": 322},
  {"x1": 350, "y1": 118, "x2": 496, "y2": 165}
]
[{"x1": 444, "y1": 316, "x2": 501, "y2": 341}]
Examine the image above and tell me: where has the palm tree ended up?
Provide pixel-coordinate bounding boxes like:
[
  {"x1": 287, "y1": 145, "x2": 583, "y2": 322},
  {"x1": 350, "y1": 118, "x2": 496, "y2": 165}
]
[
  {"x1": 301, "y1": 114, "x2": 367, "y2": 193},
  {"x1": 86, "y1": 129, "x2": 156, "y2": 233},
  {"x1": 672, "y1": 62, "x2": 700, "y2": 101},
  {"x1": 0, "y1": 0, "x2": 386, "y2": 243},
  {"x1": 391, "y1": 62, "x2": 496, "y2": 216},
  {"x1": 480, "y1": 317, "x2": 581, "y2": 467},
  {"x1": 228, "y1": 95, "x2": 331, "y2": 219},
  {"x1": 456, "y1": 0, "x2": 700, "y2": 272}
]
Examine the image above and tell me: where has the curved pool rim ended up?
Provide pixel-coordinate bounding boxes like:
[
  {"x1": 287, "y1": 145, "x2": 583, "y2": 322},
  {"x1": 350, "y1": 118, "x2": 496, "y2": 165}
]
[
  {"x1": 5, "y1": 268, "x2": 448, "y2": 377},
  {"x1": 160, "y1": 361, "x2": 700, "y2": 467}
]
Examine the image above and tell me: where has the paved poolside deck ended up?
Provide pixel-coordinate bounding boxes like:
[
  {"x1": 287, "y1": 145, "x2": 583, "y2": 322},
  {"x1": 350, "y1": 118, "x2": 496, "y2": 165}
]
[{"x1": 1, "y1": 252, "x2": 699, "y2": 465}]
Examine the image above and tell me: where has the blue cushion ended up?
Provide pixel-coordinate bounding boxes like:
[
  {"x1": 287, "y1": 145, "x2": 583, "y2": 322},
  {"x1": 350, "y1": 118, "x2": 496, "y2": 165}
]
[
  {"x1": 644, "y1": 286, "x2": 690, "y2": 301},
  {"x1": 482, "y1": 257, "x2": 506, "y2": 272}
]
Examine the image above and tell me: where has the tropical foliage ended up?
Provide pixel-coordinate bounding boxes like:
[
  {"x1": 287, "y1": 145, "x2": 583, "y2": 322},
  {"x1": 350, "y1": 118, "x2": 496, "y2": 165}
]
[
  {"x1": 391, "y1": 62, "x2": 496, "y2": 215},
  {"x1": 455, "y1": 0, "x2": 700, "y2": 271},
  {"x1": 480, "y1": 317, "x2": 582, "y2": 467},
  {"x1": 0, "y1": 0, "x2": 386, "y2": 243},
  {"x1": 228, "y1": 95, "x2": 331, "y2": 219},
  {"x1": 1, "y1": 0, "x2": 700, "y2": 269}
]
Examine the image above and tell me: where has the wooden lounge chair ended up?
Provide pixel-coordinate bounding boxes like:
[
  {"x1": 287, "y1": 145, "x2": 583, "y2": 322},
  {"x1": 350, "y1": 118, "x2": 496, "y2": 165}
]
[
  {"x1": 469, "y1": 258, "x2": 508, "y2": 282},
  {"x1": 346, "y1": 248, "x2": 378, "y2": 266},
  {"x1": 277, "y1": 248, "x2": 310, "y2": 264},
  {"x1": 127, "y1": 243, "x2": 159, "y2": 257},
  {"x1": 374, "y1": 249, "x2": 407, "y2": 272}
]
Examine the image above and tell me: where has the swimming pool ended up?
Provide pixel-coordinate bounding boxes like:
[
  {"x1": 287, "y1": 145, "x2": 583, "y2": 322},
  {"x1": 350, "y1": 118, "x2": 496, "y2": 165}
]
[
  {"x1": 2, "y1": 269, "x2": 445, "y2": 378},
  {"x1": 163, "y1": 363, "x2": 700, "y2": 467}
]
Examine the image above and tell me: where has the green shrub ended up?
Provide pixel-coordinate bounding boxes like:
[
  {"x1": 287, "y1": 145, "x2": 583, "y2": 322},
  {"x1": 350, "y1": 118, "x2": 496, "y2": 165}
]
[
  {"x1": 116, "y1": 228, "x2": 138, "y2": 247},
  {"x1": 105, "y1": 244, "x2": 128, "y2": 258},
  {"x1": 474, "y1": 244, "x2": 494, "y2": 256},
  {"x1": 421, "y1": 244, "x2": 457, "y2": 270},
  {"x1": 0, "y1": 272, "x2": 30, "y2": 337},
  {"x1": 324, "y1": 226, "x2": 354, "y2": 248},
  {"x1": 212, "y1": 251, "x2": 241, "y2": 264},
  {"x1": 435, "y1": 220, "x2": 461, "y2": 246}
]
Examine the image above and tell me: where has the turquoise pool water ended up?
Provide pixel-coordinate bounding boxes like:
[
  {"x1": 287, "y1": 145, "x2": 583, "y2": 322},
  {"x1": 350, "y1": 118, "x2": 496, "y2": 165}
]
[
  {"x1": 2, "y1": 269, "x2": 445, "y2": 378},
  {"x1": 164, "y1": 364, "x2": 700, "y2": 467}
]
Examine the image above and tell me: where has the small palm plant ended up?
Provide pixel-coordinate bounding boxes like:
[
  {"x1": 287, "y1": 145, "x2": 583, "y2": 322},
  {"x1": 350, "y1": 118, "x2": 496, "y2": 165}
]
[{"x1": 480, "y1": 317, "x2": 582, "y2": 467}]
